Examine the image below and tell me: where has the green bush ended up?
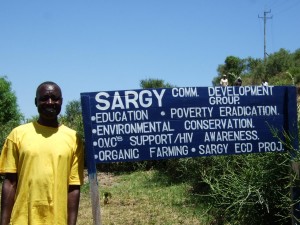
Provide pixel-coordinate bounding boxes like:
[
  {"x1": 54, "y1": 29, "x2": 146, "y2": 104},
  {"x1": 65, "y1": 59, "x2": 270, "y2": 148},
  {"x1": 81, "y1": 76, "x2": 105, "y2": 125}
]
[
  {"x1": 155, "y1": 152, "x2": 297, "y2": 224},
  {"x1": 0, "y1": 76, "x2": 23, "y2": 150}
]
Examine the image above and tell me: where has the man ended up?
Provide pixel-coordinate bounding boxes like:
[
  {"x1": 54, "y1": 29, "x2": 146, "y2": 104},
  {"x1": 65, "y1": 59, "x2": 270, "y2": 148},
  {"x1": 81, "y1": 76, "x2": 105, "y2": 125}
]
[
  {"x1": 262, "y1": 79, "x2": 268, "y2": 86},
  {"x1": 234, "y1": 77, "x2": 242, "y2": 86},
  {"x1": 0, "y1": 81, "x2": 84, "y2": 225},
  {"x1": 220, "y1": 74, "x2": 228, "y2": 87}
]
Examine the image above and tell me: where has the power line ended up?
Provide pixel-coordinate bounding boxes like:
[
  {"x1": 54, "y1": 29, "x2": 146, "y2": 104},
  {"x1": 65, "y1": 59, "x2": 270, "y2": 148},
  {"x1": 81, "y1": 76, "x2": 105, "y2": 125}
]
[{"x1": 266, "y1": 0, "x2": 300, "y2": 16}]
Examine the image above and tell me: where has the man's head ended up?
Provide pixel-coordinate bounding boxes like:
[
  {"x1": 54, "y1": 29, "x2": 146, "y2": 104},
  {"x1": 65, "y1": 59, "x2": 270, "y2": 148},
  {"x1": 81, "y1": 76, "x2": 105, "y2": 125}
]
[{"x1": 35, "y1": 81, "x2": 63, "y2": 125}]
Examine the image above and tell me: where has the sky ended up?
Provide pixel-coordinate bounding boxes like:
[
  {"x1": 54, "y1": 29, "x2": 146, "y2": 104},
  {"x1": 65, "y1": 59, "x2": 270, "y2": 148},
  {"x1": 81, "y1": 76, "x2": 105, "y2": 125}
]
[{"x1": 1, "y1": 0, "x2": 300, "y2": 119}]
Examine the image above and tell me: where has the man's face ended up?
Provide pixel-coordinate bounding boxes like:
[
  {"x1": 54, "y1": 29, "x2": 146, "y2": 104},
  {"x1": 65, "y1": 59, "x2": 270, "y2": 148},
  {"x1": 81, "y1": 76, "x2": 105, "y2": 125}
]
[{"x1": 35, "y1": 84, "x2": 63, "y2": 119}]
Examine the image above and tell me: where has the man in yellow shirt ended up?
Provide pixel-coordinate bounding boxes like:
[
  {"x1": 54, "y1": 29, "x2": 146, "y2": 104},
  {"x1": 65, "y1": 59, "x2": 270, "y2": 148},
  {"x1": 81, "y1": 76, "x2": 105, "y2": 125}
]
[{"x1": 0, "y1": 81, "x2": 84, "y2": 225}]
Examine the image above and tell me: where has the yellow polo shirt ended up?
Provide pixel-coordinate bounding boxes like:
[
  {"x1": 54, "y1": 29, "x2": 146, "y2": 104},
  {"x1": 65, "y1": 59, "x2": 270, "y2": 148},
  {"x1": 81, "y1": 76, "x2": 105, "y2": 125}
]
[{"x1": 0, "y1": 122, "x2": 84, "y2": 225}]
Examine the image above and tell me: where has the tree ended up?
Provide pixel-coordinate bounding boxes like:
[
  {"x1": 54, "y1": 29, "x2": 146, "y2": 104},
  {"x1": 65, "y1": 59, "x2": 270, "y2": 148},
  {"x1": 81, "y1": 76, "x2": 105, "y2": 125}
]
[
  {"x1": 59, "y1": 100, "x2": 84, "y2": 139},
  {"x1": 289, "y1": 49, "x2": 300, "y2": 84},
  {"x1": 215, "y1": 56, "x2": 246, "y2": 86},
  {"x1": 265, "y1": 48, "x2": 292, "y2": 78},
  {"x1": 224, "y1": 56, "x2": 245, "y2": 75},
  {"x1": 243, "y1": 57, "x2": 265, "y2": 84},
  {"x1": 140, "y1": 78, "x2": 174, "y2": 88},
  {"x1": 0, "y1": 76, "x2": 23, "y2": 149},
  {"x1": 212, "y1": 48, "x2": 300, "y2": 86}
]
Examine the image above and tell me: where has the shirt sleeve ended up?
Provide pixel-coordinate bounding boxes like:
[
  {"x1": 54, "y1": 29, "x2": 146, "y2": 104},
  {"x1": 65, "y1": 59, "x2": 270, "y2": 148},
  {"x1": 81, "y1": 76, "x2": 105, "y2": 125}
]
[
  {"x1": 69, "y1": 134, "x2": 84, "y2": 185},
  {"x1": 0, "y1": 136, "x2": 19, "y2": 174}
]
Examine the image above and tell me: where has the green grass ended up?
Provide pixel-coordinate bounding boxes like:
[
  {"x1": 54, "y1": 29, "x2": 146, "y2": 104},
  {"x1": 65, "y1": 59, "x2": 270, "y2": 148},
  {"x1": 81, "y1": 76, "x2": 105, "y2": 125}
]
[{"x1": 78, "y1": 170, "x2": 209, "y2": 225}]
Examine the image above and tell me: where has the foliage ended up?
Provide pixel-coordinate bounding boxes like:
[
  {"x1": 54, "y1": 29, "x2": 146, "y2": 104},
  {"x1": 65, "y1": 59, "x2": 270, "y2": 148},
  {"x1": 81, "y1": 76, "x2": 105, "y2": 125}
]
[
  {"x1": 25, "y1": 115, "x2": 39, "y2": 123},
  {"x1": 289, "y1": 49, "x2": 300, "y2": 84},
  {"x1": 215, "y1": 56, "x2": 246, "y2": 86},
  {"x1": 244, "y1": 57, "x2": 265, "y2": 84},
  {"x1": 224, "y1": 56, "x2": 245, "y2": 78},
  {"x1": 59, "y1": 100, "x2": 84, "y2": 139},
  {"x1": 140, "y1": 78, "x2": 174, "y2": 88},
  {"x1": 198, "y1": 154, "x2": 291, "y2": 225},
  {"x1": 156, "y1": 153, "x2": 294, "y2": 224},
  {"x1": 212, "y1": 48, "x2": 300, "y2": 87},
  {"x1": 268, "y1": 72, "x2": 295, "y2": 86},
  {"x1": 265, "y1": 48, "x2": 292, "y2": 79},
  {"x1": 0, "y1": 76, "x2": 23, "y2": 149}
]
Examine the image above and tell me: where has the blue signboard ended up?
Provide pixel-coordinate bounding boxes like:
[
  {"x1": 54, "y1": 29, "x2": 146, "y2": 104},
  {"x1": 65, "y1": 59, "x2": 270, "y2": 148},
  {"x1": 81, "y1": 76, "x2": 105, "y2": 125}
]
[{"x1": 81, "y1": 86, "x2": 298, "y2": 165}]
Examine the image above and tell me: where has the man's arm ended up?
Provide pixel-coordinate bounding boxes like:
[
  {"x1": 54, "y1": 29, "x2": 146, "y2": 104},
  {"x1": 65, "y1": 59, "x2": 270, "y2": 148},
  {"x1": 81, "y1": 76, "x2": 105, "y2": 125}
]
[
  {"x1": 68, "y1": 185, "x2": 80, "y2": 225},
  {"x1": 0, "y1": 173, "x2": 17, "y2": 225}
]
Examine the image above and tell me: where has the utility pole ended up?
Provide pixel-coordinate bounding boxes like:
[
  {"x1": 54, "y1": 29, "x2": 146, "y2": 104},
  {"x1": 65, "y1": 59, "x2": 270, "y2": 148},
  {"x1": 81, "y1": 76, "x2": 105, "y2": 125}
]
[{"x1": 258, "y1": 10, "x2": 272, "y2": 63}]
